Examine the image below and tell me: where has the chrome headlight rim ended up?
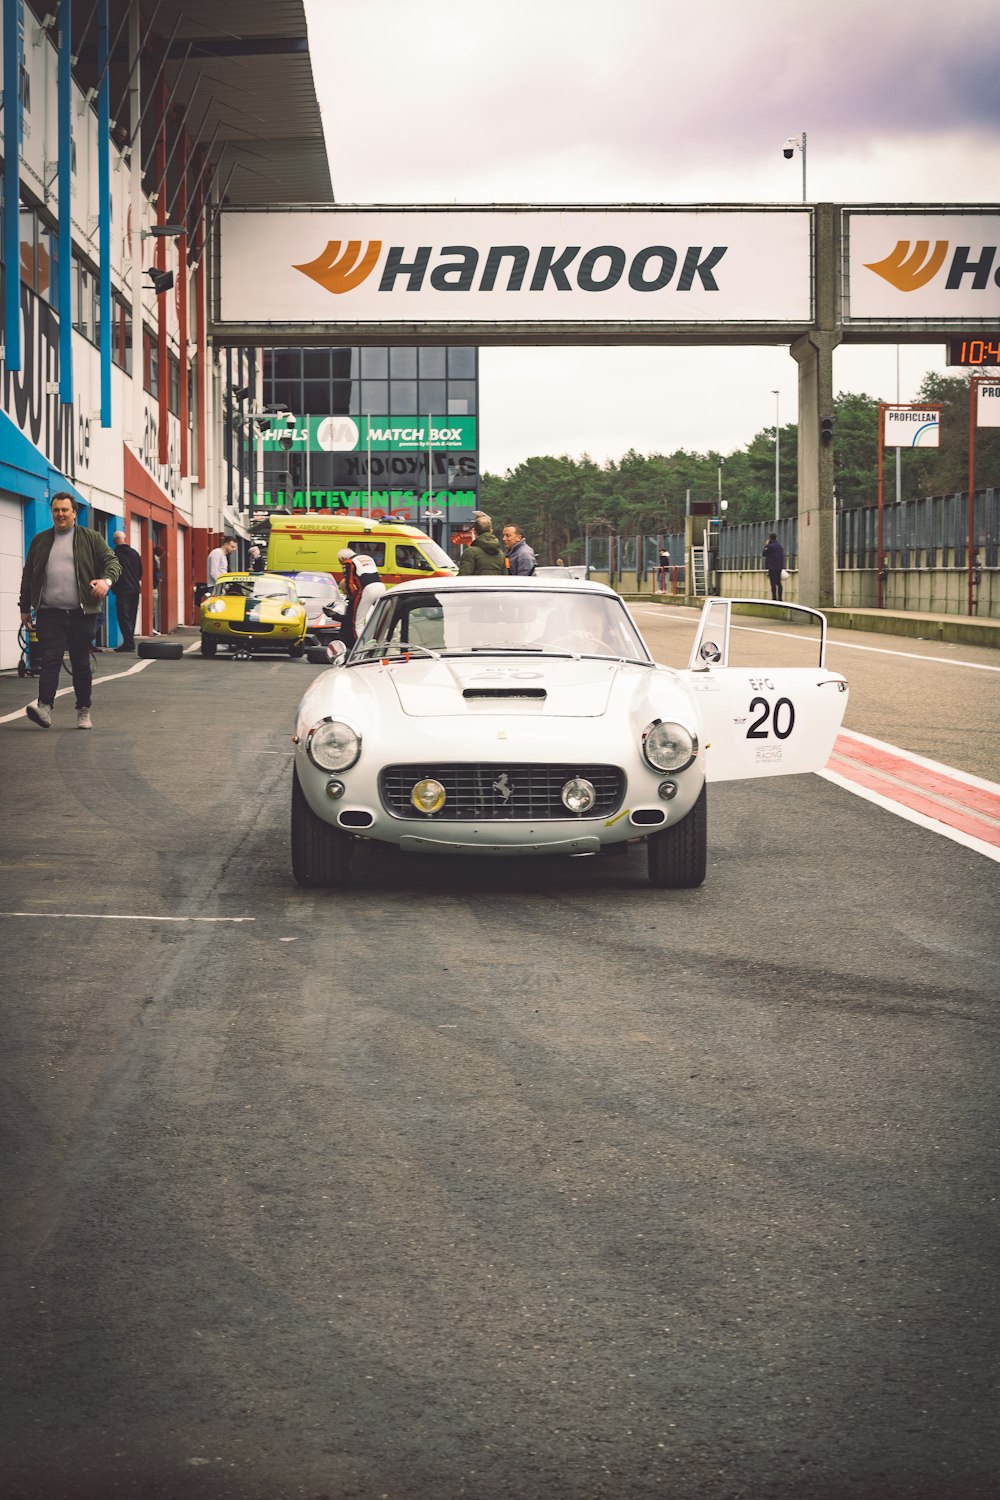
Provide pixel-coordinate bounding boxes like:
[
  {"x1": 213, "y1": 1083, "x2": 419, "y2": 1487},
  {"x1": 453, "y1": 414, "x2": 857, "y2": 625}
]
[
  {"x1": 642, "y1": 718, "x2": 698, "y2": 773},
  {"x1": 561, "y1": 776, "x2": 597, "y2": 815},
  {"x1": 304, "y1": 717, "x2": 362, "y2": 773}
]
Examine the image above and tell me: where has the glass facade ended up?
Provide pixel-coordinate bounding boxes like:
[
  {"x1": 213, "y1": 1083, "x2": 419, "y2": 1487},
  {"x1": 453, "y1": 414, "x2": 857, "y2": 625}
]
[{"x1": 256, "y1": 345, "x2": 480, "y2": 528}]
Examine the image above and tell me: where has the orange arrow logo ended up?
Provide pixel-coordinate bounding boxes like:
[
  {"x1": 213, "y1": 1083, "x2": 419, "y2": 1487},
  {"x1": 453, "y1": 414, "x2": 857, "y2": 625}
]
[
  {"x1": 293, "y1": 239, "x2": 382, "y2": 294},
  {"x1": 864, "y1": 239, "x2": 948, "y2": 292}
]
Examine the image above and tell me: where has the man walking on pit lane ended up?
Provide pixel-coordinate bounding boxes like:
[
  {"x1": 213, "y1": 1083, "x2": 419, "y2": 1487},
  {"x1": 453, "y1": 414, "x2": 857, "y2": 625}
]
[
  {"x1": 19, "y1": 492, "x2": 120, "y2": 730},
  {"x1": 111, "y1": 530, "x2": 142, "y2": 652}
]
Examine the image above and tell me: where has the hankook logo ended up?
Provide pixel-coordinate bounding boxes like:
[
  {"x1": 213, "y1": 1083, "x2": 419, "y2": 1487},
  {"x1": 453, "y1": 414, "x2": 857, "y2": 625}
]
[
  {"x1": 293, "y1": 240, "x2": 729, "y2": 295},
  {"x1": 865, "y1": 240, "x2": 999, "y2": 292}
]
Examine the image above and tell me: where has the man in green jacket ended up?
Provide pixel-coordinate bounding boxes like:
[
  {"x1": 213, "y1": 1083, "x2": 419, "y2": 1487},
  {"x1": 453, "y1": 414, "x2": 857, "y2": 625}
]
[
  {"x1": 457, "y1": 512, "x2": 506, "y2": 576},
  {"x1": 19, "y1": 492, "x2": 121, "y2": 730}
]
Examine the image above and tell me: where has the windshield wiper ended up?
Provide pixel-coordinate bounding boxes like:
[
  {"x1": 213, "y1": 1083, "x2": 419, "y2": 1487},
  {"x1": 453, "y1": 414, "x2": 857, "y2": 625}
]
[{"x1": 350, "y1": 641, "x2": 441, "y2": 661}]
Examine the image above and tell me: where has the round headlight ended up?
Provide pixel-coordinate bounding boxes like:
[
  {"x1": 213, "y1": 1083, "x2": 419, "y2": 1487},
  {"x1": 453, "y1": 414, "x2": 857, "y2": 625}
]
[
  {"x1": 642, "y1": 720, "x2": 697, "y2": 773},
  {"x1": 411, "y1": 778, "x2": 446, "y2": 814},
  {"x1": 305, "y1": 719, "x2": 361, "y2": 772},
  {"x1": 205, "y1": 599, "x2": 226, "y2": 614},
  {"x1": 561, "y1": 777, "x2": 597, "y2": 814}
]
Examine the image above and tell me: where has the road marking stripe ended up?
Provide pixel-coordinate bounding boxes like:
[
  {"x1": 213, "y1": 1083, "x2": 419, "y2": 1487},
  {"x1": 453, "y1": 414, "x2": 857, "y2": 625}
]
[
  {"x1": 820, "y1": 730, "x2": 1000, "y2": 859},
  {"x1": 832, "y1": 733, "x2": 1000, "y2": 819},
  {"x1": 0, "y1": 912, "x2": 255, "y2": 923}
]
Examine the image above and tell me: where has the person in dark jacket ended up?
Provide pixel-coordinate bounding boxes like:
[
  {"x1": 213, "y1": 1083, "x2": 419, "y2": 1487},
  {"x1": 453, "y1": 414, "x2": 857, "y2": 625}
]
[
  {"x1": 111, "y1": 530, "x2": 143, "y2": 651},
  {"x1": 763, "y1": 532, "x2": 786, "y2": 601},
  {"x1": 19, "y1": 492, "x2": 120, "y2": 729},
  {"x1": 457, "y1": 513, "x2": 506, "y2": 576},
  {"x1": 501, "y1": 524, "x2": 537, "y2": 576}
]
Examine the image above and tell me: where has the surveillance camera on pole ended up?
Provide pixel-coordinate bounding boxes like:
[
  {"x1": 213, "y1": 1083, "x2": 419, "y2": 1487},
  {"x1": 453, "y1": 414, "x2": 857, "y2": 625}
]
[
  {"x1": 278, "y1": 413, "x2": 297, "y2": 453},
  {"x1": 782, "y1": 132, "x2": 807, "y2": 200}
]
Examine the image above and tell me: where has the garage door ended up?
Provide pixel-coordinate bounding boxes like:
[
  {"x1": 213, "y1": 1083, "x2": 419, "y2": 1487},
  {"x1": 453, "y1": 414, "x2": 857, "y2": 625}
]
[{"x1": 0, "y1": 493, "x2": 25, "y2": 672}]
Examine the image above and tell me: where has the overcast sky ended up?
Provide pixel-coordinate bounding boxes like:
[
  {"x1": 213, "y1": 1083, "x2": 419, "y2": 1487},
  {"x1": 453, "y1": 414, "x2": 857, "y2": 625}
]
[{"x1": 303, "y1": 0, "x2": 1000, "y2": 476}]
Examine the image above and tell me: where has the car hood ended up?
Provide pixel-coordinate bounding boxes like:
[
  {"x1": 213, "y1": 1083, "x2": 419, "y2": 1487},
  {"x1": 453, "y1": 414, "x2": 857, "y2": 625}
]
[{"x1": 382, "y1": 655, "x2": 630, "y2": 717}]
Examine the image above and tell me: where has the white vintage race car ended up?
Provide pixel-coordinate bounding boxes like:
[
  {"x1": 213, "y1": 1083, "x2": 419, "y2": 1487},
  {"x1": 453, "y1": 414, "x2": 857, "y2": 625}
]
[{"x1": 290, "y1": 578, "x2": 848, "y2": 888}]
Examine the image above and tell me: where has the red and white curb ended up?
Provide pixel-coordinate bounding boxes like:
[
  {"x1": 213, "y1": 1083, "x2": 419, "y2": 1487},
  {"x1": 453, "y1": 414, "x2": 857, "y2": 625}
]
[{"x1": 820, "y1": 729, "x2": 1000, "y2": 862}]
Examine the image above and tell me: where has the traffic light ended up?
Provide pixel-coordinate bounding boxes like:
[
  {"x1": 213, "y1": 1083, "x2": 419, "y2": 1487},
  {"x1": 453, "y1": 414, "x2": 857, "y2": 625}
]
[{"x1": 820, "y1": 416, "x2": 834, "y2": 445}]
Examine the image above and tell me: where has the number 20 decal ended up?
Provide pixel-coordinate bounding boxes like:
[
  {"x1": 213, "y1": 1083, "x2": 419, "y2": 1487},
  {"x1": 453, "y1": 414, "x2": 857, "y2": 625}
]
[{"x1": 747, "y1": 696, "x2": 795, "y2": 740}]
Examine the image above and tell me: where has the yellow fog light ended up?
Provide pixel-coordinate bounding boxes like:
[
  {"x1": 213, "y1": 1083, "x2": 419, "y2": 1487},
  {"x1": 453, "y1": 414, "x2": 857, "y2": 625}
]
[
  {"x1": 561, "y1": 777, "x2": 596, "y2": 814},
  {"x1": 411, "y1": 779, "x2": 446, "y2": 815}
]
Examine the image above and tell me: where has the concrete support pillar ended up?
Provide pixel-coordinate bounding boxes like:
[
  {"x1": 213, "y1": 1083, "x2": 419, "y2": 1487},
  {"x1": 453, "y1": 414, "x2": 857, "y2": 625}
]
[{"x1": 791, "y1": 203, "x2": 841, "y2": 609}]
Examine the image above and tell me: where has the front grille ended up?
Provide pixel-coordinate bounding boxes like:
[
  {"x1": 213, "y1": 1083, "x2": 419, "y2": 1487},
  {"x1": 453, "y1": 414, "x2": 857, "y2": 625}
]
[
  {"x1": 228, "y1": 621, "x2": 275, "y2": 634},
  {"x1": 379, "y1": 763, "x2": 625, "y2": 821}
]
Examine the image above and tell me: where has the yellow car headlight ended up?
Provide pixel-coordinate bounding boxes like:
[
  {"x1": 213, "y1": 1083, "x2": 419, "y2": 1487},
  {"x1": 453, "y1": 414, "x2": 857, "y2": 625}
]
[{"x1": 204, "y1": 599, "x2": 226, "y2": 615}]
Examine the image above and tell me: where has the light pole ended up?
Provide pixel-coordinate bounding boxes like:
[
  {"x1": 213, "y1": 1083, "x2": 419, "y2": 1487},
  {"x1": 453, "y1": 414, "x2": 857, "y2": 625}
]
[
  {"x1": 772, "y1": 390, "x2": 780, "y2": 521},
  {"x1": 782, "y1": 132, "x2": 807, "y2": 201}
]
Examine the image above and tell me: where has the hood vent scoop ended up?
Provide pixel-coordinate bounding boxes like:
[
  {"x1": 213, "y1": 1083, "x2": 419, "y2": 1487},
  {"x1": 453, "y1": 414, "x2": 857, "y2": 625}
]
[{"x1": 462, "y1": 687, "x2": 547, "y2": 700}]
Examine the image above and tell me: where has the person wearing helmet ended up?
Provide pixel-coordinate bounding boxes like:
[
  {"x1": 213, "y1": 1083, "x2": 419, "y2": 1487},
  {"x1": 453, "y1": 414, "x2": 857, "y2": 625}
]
[{"x1": 339, "y1": 547, "x2": 386, "y2": 649}]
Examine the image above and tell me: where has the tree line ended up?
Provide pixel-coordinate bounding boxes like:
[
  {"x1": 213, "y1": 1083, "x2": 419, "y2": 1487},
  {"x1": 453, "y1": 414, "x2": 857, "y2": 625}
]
[{"x1": 480, "y1": 372, "x2": 1000, "y2": 566}]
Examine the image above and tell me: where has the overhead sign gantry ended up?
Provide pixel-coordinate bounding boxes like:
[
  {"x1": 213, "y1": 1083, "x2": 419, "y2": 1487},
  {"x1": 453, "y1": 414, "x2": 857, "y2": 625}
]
[{"x1": 212, "y1": 203, "x2": 1000, "y2": 605}]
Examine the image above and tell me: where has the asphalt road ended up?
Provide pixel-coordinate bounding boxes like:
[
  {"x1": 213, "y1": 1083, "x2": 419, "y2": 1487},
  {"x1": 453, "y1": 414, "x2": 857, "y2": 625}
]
[{"x1": 1, "y1": 622, "x2": 998, "y2": 1500}]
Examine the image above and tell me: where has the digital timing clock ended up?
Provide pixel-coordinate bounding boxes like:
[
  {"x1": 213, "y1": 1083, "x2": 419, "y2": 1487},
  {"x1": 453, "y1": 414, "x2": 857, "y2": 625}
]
[{"x1": 946, "y1": 337, "x2": 1000, "y2": 367}]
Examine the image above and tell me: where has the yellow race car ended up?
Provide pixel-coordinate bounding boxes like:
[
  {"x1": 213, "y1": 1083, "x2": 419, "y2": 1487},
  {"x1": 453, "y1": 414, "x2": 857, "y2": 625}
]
[{"x1": 199, "y1": 572, "x2": 308, "y2": 658}]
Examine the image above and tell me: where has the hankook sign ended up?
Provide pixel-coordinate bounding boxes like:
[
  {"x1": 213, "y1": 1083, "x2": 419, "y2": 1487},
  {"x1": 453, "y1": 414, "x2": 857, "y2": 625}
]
[
  {"x1": 214, "y1": 205, "x2": 1000, "y2": 344},
  {"x1": 217, "y1": 207, "x2": 813, "y2": 327}
]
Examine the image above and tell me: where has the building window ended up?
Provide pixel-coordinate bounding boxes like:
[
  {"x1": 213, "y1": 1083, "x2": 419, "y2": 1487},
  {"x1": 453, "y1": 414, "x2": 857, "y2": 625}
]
[
  {"x1": 390, "y1": 379, "x2": 417, "y2": 413},
  {"x1": 168, "y1": 352, "x2": 181, "y2": 415},
  {"x1": 73, "y1": 258, "x2": 97, "y2": 343},
  {"x1": 390, "y1": 347, "x2": 417, "y2": 377},
  {"x1": 111, "y1": 292, "x2": 132, "y2": 374},
  {"x1": 361, "y1": 379, "x2": 387, "y2": 414},
  {"x1": 419, "y1": 380, "x2": 446, "y2": 414},
  {"x1": 447, "y1": 380, "x2": 476, "y2": 414},
  {"x1": 419, "y1": 346, "x2": 446, "y2": 379},
  {"x1": 20, "y1": 206, "x2": 39, "y2": 288},
  {"x1": 144, "y1": 328, "x2": 159, "y2": 397},
  {"x1": 448, "y1": 347, "x2": 476, "y2": 378},
  {"x1": 361, "y1": 347, "x2": 388, "y2": 378}
]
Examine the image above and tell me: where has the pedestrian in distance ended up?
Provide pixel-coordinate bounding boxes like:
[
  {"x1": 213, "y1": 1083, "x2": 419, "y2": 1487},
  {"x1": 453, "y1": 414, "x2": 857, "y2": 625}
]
[
  {"x1": 110, "y1": 530, "x2": 142, "y2": 652},
  {"x1": 457, "y1": 512, "x2": 506, "y2": 576},
  {"x1": 249, "y1": 544, "x2": 266, "y2": 573},
  {"x1": 658, "y1": 547, "x2": 671, "y2": 593},
  {"x1": 501, "y1": 524, "x2": 537, "y2": 576},
  {"x1": 18, "y1": 492, "x2": 121, "y2": 730},
  {"x1": 207, "y1": 538, "x2": 237, "y2": 586},
  {"x1": 763, "y1": 532, "x2": 786, "y2": 601}
]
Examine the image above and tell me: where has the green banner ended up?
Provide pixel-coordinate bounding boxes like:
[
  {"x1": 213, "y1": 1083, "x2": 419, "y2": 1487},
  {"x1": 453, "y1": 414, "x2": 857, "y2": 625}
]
[
  {"x1": 256, "y1": 489, "x2": 478, "y2": 511},
  {"x1": 260, "y1": 415, "x2": 477, "y2": 453}
]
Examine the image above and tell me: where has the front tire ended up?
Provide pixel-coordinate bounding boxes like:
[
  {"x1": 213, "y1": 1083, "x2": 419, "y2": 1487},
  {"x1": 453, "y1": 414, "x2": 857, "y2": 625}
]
[
  {"x1": 288, "y1": 642, "x2": 305, "y2": 659},
  {"x1": 200, "y1": 634, "x2": 218, "y2": 657},
  {"x1": 647, "y1": 784, "x2": 707, "y2": 888},
  {"x1": 291, "y1": 766, "x2": 352, "y2": 888}
]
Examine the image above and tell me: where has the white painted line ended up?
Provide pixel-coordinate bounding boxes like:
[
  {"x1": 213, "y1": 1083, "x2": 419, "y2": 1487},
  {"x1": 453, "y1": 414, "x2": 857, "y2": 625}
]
[
  {"x1": 1, "y1": 642, "x2": 204, "y2": 724},
  {"x1": 817, "y1": 768, "x2": 1000, "y2": 863},
  {"x1": 0, "y1": 912, "x2": 256, "y2": 923},
  {"x1": 729, "y1": 624, "x2": 1000, "y2": 672}
]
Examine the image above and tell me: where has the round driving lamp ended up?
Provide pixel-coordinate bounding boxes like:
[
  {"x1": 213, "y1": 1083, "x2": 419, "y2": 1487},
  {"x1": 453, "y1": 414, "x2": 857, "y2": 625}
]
[
  {"x1": 642, "y1": 720, "x2": 697, "y2": 773},
  {"x1": 561, "y1": 777, "x2": 597, "y2": 815},
  {"x1": 325, "y1": 779, "x2": 346, "y2": 800},
  {"x1": 411, "y1": 778, "x2": 446, "y2": 815},
  {"x1": 205, "y1": 599, "x2": 226, "y2": 614},
  {"x1": 305, "y1": 719, "x2": 361, "y2": 772}
]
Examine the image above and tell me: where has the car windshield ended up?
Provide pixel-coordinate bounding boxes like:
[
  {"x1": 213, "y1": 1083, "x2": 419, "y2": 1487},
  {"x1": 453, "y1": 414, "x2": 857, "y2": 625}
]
[
  {"x1": 352, "y1": 587, "x2": 651, "y2": 662},
  {"x1": 214, "y1": 577, "x2": 294, "y2": 601},
  {"x1": 292, "y1": 575, "x2": 342, "y2": 608}
]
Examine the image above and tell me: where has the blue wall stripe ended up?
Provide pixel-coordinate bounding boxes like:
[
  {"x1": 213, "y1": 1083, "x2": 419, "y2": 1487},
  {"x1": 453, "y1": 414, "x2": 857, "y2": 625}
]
[
  {"x1": 98, "y1": 0, "x2": 111, "y2": 425},
  {"x1": 58, "y1": 0, "x2": 74, "y2": 406},
  {"x1": 3, "y1": 0, "x2": 23, "y2": 369}
]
